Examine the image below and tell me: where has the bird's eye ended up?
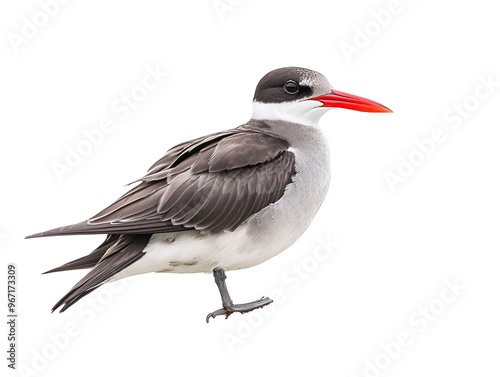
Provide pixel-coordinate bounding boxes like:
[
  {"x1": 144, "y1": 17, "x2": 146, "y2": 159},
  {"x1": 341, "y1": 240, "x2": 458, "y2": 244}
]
[{"x1": 284, "y1": 81, "x2": 299, "y2": 94}]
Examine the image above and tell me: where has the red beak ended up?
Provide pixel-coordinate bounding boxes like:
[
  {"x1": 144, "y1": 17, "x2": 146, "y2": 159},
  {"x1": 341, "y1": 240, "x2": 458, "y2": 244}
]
[{"x1": 310, "y1": 90, "x2": 392, "y2": 113}]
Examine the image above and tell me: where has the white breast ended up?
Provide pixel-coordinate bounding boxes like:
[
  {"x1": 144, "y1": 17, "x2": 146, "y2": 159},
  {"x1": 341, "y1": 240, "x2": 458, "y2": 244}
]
[{"x1": 241, "y1": 122, "x2": 331, "y2": 266}]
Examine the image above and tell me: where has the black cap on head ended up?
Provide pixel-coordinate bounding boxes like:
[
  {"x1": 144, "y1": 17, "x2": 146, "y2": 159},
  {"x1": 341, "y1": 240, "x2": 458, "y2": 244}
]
[{"x1": 253, "y1": 67, "x2": 329, "y2": 104}]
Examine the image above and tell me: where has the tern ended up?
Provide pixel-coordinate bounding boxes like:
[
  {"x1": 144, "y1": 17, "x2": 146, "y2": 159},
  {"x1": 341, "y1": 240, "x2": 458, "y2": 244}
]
[{"x1": 27, "y1": 67, "x2": 391, "y2": 321}]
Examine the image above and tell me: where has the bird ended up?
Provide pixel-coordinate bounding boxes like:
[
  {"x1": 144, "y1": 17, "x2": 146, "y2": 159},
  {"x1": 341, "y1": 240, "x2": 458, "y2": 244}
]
[{"x1": 26, "y1": 67, "x2": 391, "y2": 322}]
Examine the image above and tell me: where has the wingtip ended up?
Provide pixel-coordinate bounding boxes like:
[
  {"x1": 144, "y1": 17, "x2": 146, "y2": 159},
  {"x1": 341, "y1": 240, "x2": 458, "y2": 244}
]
[
  {"x1": 24, "y1": 222, "x2": 88, "y2": 239},
  {"x1": 25, "y1": 231, "x2": 50, "y2": 239},
  {"x1": 42, "y1": 266, "x2": 68, "y2": 275}
]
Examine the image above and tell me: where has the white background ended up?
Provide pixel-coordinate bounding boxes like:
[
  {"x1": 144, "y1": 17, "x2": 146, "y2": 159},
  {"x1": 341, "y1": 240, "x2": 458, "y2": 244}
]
[{"x1": 1, "y1": 0, "x2": 500, "y2": 376}]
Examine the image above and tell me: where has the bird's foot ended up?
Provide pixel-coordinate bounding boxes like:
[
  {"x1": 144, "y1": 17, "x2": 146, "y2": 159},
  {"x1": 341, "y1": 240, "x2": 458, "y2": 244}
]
[{"x1": 206, "y1": 296, "x2": 273, "y2": 323}]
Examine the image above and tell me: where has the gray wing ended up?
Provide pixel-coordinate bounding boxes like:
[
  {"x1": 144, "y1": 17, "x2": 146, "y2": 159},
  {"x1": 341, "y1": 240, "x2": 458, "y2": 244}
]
[{"x1": 27, "y1": 124, "x2": 296, "y2": 237}]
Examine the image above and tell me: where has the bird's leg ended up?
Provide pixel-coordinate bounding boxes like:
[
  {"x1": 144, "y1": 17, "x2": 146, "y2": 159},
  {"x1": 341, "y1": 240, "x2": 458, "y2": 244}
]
[{"x1": 206, "y1": 268, "x2": 273, "y2": 323}]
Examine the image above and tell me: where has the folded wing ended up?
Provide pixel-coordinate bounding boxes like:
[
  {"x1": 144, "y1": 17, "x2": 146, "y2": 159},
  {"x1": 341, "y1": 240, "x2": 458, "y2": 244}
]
[{"x1": 27, "y1": 123, "x2": 296, "y2": 238}]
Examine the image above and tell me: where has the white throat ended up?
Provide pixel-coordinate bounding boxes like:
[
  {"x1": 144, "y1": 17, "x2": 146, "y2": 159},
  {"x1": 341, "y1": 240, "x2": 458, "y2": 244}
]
[{"x1": 252, "y1": 100, "x2": 330, "y2": 127}]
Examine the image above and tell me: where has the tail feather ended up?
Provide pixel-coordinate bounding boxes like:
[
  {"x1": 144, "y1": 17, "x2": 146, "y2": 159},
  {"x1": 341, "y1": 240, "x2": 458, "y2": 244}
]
[
  {"x1": 43, "y1": 235, "x2": 120, "y2": 274},
  {"x1": 57, "y1": 286, "x2": 100, "y2": 312},
  {"x1": 51, "y1": 234, "x2": 151, "y2": 313}
]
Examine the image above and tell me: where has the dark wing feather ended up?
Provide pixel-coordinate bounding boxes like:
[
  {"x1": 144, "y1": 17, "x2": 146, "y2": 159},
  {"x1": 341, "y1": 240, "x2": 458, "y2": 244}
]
[
  {"x1": 26, "y1": 122, "x2": 296, "y2": 238},
  {"x1": 25, "y1": 219, "x2": 185, "y2": 238},
  {"x1": 43, "y1": 235, "x2": 120, "y2": 274}
]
